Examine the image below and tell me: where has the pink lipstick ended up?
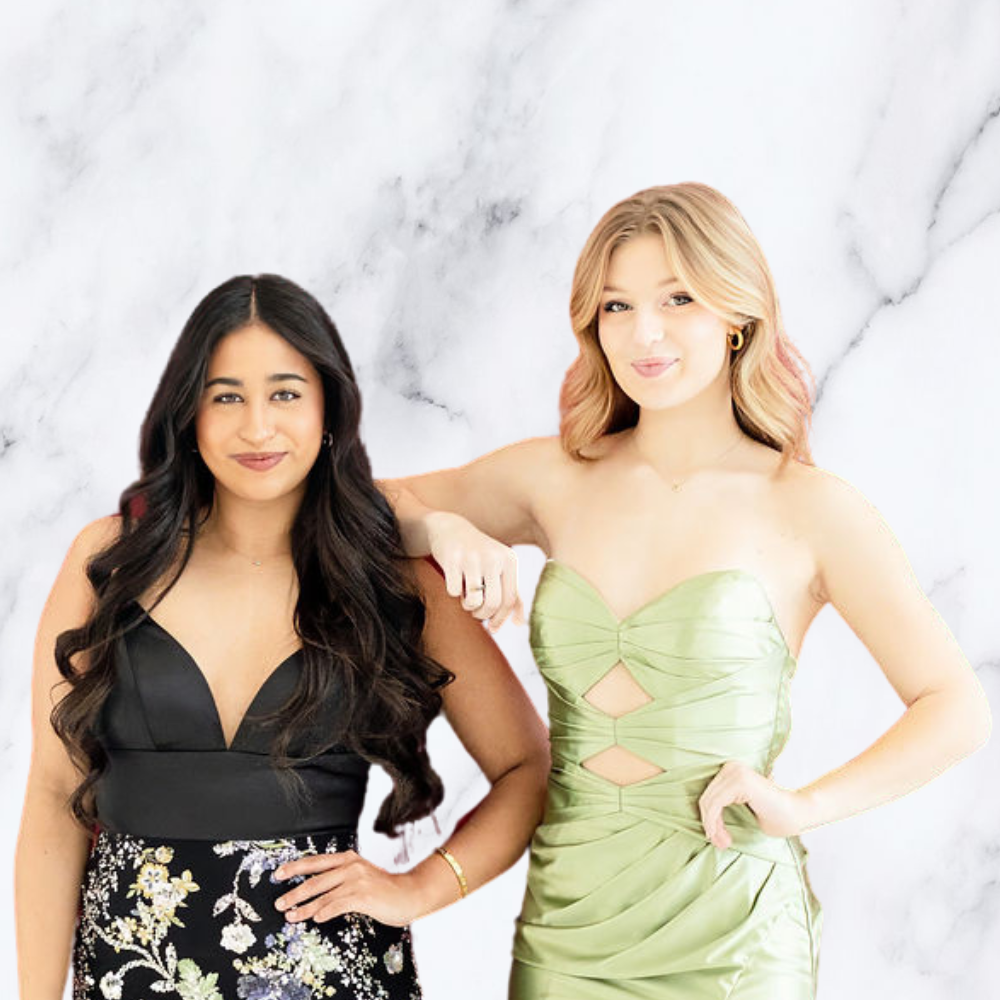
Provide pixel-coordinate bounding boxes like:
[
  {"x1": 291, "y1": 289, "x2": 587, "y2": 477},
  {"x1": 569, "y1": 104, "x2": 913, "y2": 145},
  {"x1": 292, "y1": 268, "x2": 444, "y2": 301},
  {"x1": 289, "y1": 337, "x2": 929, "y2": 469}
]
[
  {"x1": 631, "y1": 357, "x2": 678, "y2": 378},
  {"x1": 234, "y1": 452, "x2": 287, "y2": 471}
]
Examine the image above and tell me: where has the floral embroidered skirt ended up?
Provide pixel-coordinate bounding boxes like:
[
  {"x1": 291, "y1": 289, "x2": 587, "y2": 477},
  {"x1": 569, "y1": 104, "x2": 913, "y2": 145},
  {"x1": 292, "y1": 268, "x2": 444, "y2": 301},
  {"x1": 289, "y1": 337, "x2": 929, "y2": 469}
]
[{"x1": 73, "y1": 827, "x2": 421, "y2": 1000}]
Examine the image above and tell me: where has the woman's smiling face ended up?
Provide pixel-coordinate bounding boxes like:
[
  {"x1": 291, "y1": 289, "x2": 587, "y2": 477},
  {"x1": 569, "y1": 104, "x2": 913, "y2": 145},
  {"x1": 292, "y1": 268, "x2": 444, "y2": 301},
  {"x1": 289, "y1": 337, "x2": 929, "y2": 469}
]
[
  {"x1": 194, "y1": 322, "x2": 326, "y2": 504},
  {"x1": 597, "y1": 232, "x2": 732, "y2": 411}
]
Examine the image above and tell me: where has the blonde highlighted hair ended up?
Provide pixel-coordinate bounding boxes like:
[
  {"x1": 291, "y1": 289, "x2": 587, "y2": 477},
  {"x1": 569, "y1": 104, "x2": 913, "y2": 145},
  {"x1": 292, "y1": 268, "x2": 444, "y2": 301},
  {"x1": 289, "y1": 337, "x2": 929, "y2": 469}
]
[{"x1": 560, "y1": 183, "x2": 814, "y2": 464}]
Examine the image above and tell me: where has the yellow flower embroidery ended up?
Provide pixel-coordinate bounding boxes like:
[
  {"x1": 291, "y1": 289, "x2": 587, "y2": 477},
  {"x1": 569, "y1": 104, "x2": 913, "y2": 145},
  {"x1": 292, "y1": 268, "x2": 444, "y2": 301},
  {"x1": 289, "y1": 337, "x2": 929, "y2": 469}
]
[
  {"x1": 172, "y1": 869, "x2": 199, "y2": 895},
  {"x1": 133, "y1": 861, "x2": 170, "y2": 898}
]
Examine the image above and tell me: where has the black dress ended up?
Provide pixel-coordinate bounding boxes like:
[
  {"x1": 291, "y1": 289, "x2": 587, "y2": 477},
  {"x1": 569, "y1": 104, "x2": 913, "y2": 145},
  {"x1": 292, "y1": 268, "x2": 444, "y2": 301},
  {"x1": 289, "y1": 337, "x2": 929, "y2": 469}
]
[{"x1": 73, "y1": 602, "x2": 421, "y2": 1000}]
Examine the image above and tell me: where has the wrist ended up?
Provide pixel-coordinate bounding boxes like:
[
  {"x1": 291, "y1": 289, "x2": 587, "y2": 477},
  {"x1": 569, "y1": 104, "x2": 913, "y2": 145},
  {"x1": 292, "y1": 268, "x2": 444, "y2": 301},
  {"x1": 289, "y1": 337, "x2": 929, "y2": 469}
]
[
  {"x1": 400, "y1": 846, "x2": 470, "y2": 920},
  {"x1": 424, "y1": 509, "x2": 464, "y2": 548},
  {"x1": 395, "y1": 867, "x2": 438, "y2": 922},
  {"x1": 793, "y1": 785, "x2": 825, "y2": 833}
]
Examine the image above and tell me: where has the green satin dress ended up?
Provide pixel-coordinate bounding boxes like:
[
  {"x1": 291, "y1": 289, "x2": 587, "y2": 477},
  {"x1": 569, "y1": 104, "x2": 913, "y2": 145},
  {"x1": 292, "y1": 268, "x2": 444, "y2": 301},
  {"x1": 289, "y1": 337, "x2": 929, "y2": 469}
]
[{"x1": 510, "y1": 560, "x2": 822, "y2": 999}]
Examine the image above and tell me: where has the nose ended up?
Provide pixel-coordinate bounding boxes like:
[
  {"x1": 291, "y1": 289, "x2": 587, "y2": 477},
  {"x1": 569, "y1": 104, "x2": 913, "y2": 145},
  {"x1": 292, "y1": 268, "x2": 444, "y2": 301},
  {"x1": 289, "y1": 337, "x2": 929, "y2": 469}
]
[
  {"x1": 239, "y1": 397, "x2": 276, "y2": 446},
  {"x1": 633, "y1": 303, "x2": 667, "y2": 346}
]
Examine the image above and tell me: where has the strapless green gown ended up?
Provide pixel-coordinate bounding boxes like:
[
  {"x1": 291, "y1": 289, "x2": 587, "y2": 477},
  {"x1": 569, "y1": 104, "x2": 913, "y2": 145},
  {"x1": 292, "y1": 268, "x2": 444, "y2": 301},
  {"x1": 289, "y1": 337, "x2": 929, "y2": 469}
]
[{"x1": 510, "y1": 560, "x2": 822, "y2": 999}]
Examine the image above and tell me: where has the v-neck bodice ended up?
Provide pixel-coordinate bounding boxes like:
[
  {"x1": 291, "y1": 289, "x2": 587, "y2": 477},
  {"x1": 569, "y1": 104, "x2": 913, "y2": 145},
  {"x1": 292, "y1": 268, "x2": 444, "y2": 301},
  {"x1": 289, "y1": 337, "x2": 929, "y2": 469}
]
[
  {"x1": 92, "y1": 607, "x2": 370, "y2": 841},
  {"x1": 123, "y1": 602, "x2": 306, "y2": 753}
]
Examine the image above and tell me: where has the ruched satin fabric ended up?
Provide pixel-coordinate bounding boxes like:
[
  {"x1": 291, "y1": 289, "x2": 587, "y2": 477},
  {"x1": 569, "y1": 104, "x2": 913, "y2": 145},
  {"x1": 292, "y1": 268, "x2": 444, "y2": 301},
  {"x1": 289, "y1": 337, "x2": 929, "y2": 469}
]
[
  {"x1": 511, "y1": 560, "x2": 821, "y2": 999},
  {"x1": 93, "y1": 605, "x2": 371, "y2": 841}
]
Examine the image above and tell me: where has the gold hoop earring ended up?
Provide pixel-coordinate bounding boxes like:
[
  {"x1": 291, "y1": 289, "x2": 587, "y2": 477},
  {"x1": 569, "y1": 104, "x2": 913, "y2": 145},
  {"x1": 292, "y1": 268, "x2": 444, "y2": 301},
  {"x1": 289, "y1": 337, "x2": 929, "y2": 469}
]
[{"x1": 728, "y1": 329, "x2": 745, "y2": 351}]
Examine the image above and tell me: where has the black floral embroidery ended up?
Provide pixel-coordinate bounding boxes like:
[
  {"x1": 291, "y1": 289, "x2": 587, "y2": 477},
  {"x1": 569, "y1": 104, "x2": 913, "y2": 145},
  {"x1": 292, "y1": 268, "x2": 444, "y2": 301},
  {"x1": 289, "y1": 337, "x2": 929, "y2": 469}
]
[{"x1": 74, "y1": 830, "x2": 421, "y2": 1000}]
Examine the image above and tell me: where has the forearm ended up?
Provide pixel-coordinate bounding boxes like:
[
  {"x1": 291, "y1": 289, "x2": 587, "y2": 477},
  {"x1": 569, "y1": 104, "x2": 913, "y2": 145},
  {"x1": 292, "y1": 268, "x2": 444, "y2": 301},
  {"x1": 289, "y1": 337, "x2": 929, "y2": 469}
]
[
  {"x1": 797, "y1": 683, "x2": 991, "y2": 831},
  {"x1": 16, "y1": 787, "x2": 92, "y2": 999},
  {"x1": 403, "y1": 750, "x2": 549, "y2": 917},
  {"x1": 380, "y1": 478, "x2": 482, "y2": 565},
  {"x1": 378, "y1": 479, "x2": 439, "y2": 557}
]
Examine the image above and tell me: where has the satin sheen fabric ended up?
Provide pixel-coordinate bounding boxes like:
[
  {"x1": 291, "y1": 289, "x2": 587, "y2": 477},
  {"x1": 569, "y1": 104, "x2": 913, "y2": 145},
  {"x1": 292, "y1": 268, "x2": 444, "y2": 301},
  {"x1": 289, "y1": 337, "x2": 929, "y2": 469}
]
[
  {"x1": 511, "y1": 560, "x2": 822, "y2": 999},
  {"x1": 93, "y1": 601, "x2": 371, "y2": 839}
]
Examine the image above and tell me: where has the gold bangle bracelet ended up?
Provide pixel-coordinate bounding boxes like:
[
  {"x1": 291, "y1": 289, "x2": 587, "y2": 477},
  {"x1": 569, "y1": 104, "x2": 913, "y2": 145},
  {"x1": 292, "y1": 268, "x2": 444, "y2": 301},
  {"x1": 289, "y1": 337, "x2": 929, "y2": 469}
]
[{"x1": 435, "y1": 846, "x2": 469, "y2": 898}]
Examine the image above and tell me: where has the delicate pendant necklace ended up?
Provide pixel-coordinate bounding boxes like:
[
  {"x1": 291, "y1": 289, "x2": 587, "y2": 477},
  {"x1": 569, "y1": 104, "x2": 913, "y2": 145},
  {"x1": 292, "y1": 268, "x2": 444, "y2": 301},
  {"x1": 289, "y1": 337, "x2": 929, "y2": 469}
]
[
  {"x1": 222, "y1": 542, "x2": 267, "y2": 567},
  {"x1": 221, "y1": 540, "x2": 280, "y2": 568},
  {"x1": 666, "y1": 434, "x2": 745, "y2": 492},
  {"x1": 199, "y1": 519, "x2": 283, "y2": 568}
]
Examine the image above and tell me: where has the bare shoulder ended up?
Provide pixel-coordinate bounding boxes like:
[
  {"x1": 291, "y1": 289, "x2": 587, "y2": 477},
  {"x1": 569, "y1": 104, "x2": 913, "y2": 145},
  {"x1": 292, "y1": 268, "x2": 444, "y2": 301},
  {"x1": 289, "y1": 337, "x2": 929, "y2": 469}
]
[
  {"x1": 501, "y1": 434, "x2": 573, "y2": 476},
  {"x1": 70, "y1": 514, "x2": 123, "y2": 563},
  {"x1": 440, "y1": 432, "x2": 575, "y2": 505},
  {"x1": 771, "y1": 461, "x2": 897, "y2": 590},
  {"x1": 47, "y1": 514, "x2": 123, "y2": 623},
  {"x1": 773, "y1": 460, "x2": 880, "y2": 525},
  {"x1": 407, "y1": 556, "x2": 469, "y2": 626},
  {"x1": 408, "y1": 555, "x2": 448, "y2": 602},
  {"x1": 492, "y1": 434, "x2": 577, "y2": 525}
]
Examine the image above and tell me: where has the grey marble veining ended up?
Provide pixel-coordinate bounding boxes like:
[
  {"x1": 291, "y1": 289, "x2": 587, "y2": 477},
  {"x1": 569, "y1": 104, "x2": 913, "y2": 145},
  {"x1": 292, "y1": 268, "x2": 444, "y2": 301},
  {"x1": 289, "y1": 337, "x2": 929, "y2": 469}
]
[{"x1": 2, "y1": 2, "x2": 998, "y2": 997}]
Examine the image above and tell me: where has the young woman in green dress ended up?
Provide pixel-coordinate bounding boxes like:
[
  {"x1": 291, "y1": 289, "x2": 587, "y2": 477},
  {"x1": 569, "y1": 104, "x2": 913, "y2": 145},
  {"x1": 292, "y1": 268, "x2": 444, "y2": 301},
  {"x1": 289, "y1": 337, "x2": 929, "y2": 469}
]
[{"x1": 382, "y1": 183, "x2": 991, "y2": 999}]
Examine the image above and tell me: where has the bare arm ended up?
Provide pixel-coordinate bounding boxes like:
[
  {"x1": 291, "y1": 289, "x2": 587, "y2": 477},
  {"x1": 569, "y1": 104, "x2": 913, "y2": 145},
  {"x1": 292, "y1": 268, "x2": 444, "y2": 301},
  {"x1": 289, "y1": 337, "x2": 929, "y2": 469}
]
[
  {"x1": 15, "y1": 515, "x2": 121, "y2": 1000},
  {"x1": 699, "y1": 469, "x2": 991, "y2": 849},
  {"x1": 380, "y1": 436, "x2": 558, "y2": 551},
  {"x1": 270, "y1": 557, "x2": 551, "y2": 924},
  {"x1": 398, "y1": 557, "x2": 550, "y2": 912},
  {"x1": 378, "y1": 435, "x2": 562, "y2": 630},
  {"x1": 793, "y1": 470, "x2": 990, "y2": 829}
]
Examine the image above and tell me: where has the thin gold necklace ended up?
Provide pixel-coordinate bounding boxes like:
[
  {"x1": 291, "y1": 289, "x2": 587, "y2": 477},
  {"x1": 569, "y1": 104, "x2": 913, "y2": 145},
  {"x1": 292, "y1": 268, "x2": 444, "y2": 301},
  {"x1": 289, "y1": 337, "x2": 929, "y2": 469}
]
[
  {"x1": 197, "y1": 515, "x2": 288, "y2": 568},
  {"x1": 662, "y1": 433, "x2": 745, "y2": 492},
  {"x1": 214, "y1": 534, "x2": 288, "y2": 568}
]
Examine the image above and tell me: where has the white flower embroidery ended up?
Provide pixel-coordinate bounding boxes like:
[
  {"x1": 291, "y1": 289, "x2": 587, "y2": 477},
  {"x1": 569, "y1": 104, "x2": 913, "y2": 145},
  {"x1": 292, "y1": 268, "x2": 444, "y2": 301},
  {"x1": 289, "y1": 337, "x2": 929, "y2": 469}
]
[
  {"x1": 220, "y1": 921, "x2": 257, "y2": 954},
  {"x1": 98, "y1": 970, "x2": 123, "y2": 999}
]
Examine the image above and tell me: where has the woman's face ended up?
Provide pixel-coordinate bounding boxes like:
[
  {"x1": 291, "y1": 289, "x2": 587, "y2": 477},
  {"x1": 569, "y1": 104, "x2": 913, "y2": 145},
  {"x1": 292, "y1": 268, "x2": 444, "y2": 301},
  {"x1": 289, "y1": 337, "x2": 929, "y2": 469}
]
[
  {"x1": 195, "y1": 322, "x2": 325, "y2": 504},
  {"x1": 597, "y1": 233, "x2": 732, "y2": 410}
]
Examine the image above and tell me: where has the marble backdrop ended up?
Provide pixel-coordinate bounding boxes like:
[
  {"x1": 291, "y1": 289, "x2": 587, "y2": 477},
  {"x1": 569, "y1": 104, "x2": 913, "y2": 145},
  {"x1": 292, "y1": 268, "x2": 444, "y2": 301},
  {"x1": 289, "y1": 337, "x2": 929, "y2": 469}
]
[{"x1": 2, "y1": 1, "x2": 998, "y2": 997}]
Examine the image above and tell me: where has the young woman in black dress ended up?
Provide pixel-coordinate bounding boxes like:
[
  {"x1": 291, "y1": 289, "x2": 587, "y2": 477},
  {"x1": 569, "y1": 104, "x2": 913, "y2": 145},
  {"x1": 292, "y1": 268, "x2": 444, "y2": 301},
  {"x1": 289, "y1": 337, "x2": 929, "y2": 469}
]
[{"x1": 15, "y1": 274, "x2": 550, "y2": 1000}]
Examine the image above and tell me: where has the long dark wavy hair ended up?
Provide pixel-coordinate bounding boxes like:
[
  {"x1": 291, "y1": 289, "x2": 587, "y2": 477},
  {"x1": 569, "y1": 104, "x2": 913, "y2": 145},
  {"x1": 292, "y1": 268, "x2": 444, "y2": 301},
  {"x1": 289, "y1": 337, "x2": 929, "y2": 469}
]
[{"x1": 50, "y1": 274, "x2": 453, "y2": 836}]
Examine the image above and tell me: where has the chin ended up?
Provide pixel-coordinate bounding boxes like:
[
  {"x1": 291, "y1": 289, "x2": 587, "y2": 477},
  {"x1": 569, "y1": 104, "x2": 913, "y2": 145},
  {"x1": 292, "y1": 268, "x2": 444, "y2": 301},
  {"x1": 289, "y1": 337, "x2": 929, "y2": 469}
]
[
  {"x1": 623, "y1": 370, "x2": 719, "y2": 411},
  {"x1": 217, "y1": 472, "x2": 310, "y2": 504},
  {"x1": 620, "y1": 383, "x2": 690, "y2": 410}
]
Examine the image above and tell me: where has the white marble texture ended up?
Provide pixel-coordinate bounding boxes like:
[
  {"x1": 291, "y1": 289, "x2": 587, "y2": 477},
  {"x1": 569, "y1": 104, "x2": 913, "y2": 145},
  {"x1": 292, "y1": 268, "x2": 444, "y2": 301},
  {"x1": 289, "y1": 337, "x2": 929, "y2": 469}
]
[{"x1": 2, "y1": 1, "x2": 999, "y2": 996}]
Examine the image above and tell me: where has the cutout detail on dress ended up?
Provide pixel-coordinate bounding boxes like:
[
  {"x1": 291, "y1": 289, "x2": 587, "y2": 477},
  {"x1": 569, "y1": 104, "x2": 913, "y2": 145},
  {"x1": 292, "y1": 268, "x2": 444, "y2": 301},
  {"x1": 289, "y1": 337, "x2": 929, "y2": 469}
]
[
  {"x1": 581, "y1": 661, "x2": 663, "y2": 785},
  {"x1": 581, "y1": 746, "x2": 665, "y2": 785},
  {"x1": 583, "y1": 661, "x2": 653, "y2": 718}
]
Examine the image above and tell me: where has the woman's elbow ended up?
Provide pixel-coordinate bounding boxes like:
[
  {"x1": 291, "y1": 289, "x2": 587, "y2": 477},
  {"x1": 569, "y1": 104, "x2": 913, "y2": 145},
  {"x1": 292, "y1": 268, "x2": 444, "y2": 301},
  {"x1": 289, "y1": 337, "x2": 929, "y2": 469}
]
[
  {"x1": 524, "y1": 744, "x2": 552, "y2": 805},
  {"x1": 967, "y1": 691, "x2": 992, "y2": 753},
  {"x1": 946, "y1": 677, "x2": 993, "y2": 756},
  {"x1": 497, "y1": 742, "x2": 551, "y2": 796}
]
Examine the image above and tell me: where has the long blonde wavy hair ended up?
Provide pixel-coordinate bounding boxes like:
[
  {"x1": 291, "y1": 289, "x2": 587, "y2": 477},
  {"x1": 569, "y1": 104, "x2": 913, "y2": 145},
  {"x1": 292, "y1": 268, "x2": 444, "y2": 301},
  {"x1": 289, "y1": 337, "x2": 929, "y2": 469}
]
[{"x1": 560, "y1": 183, "x2": 814, "y2": 465}]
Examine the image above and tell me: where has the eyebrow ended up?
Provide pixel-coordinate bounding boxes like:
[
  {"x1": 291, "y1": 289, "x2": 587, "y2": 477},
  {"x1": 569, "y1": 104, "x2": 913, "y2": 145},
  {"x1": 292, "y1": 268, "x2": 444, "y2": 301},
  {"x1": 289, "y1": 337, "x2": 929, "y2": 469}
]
[
  {"x1": 602, "y1": 278, "x2": 682, "y2": 294},
  {"x1": 204, "y1": 373, "x2": 309, "y2": 388}
]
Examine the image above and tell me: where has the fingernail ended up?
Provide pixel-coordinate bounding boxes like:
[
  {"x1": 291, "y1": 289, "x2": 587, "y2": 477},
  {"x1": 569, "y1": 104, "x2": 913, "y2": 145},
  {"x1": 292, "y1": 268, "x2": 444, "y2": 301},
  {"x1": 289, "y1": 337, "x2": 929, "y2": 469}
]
[
  {"x1": 275, "y1": 867, "x2": 285, "y2": 879},
  {"x1": 275, "y1": 899, "x2": 286, "y2": 910}
]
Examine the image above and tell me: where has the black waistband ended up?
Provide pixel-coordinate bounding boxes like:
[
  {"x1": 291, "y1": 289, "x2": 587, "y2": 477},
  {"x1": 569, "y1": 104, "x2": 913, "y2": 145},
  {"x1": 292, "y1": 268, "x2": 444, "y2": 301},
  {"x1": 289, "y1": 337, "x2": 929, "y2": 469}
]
[{"x1": 95, "y1": 749, "x2": 370, "y2": 841}]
